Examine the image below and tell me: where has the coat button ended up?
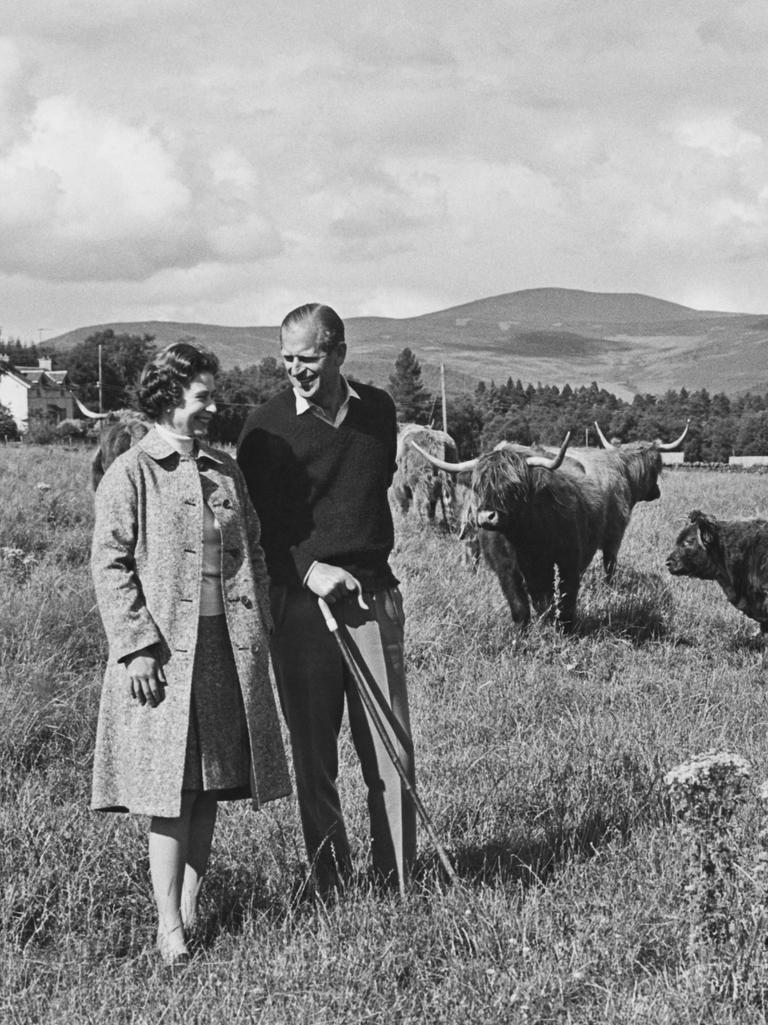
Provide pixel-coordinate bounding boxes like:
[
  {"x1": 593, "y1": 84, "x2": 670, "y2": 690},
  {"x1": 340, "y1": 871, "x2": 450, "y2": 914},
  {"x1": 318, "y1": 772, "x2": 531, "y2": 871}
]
[{"x1": 240, "y1": 595, "x2": 253, "y2": 609}]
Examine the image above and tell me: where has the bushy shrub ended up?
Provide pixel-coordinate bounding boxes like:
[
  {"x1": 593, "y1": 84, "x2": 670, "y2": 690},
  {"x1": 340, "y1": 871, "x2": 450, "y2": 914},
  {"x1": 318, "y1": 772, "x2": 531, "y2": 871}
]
[
  {"x1": 55, "y1": 418, "x2": 88, "y2": 439},
  {"x1": 0, "y1": 403, "x2": 18, "y2": 441},
  {"x1": 23, "y1": 412, "x2": 58, "y2": 445}
]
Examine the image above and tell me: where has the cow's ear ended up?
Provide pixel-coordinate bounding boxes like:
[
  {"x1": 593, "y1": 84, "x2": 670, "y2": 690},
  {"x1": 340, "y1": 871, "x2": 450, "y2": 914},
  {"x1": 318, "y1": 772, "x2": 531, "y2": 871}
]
[{"x1": 697, "y1": 518, "x2": 717, "y2": 550}]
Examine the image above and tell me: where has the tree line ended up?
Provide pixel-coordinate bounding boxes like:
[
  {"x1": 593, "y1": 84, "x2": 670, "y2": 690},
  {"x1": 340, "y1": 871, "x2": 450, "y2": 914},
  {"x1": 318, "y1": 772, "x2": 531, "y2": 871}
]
[
  {"x1": 3, "y1": 333, "x2": 768, "y2": 460},
  {"x1": 387, "y1": 347, "x2": 768, "y2": 461}
]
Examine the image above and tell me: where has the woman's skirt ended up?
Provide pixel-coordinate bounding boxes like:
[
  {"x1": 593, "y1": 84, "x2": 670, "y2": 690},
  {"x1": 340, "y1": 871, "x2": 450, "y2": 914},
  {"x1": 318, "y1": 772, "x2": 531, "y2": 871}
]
[{"x1": 183, "y1": 615, "x2": 252, "y2": 800}]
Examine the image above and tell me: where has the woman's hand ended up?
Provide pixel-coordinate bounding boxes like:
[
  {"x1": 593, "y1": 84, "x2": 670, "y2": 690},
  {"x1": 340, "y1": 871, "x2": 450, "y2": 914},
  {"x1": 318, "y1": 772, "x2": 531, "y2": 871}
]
[{"x1": 125, "y1": 648, "x2": 167, "y2": 707}]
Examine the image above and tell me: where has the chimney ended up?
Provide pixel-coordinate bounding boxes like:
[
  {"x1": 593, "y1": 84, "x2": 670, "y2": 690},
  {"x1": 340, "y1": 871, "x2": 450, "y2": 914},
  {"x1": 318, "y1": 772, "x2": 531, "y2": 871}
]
[{"x1": 38, "y1": 357, "x2": 52, "y2": 371}]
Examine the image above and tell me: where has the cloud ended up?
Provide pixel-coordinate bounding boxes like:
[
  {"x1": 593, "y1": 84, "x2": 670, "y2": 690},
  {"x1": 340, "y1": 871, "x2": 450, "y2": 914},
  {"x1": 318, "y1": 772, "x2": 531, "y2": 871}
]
[
  {"x1": 674, "y1": 113, "x2": 763, "y2": 157},
  {"x1": 5, "y1": 0, "x2": 768, "y2": 339},
  {"x1": 0, "y1": 95, "x2": 194, "y2": 278},
  {"x1": 0, "y1": 37, "x2": 35, "y2": 148},
  {"x1": 698, "y1": 3, "x2": 768, "y2": 53},
  {"x1": 0, "y1": 93, "x2": 281, "y2": 280}
]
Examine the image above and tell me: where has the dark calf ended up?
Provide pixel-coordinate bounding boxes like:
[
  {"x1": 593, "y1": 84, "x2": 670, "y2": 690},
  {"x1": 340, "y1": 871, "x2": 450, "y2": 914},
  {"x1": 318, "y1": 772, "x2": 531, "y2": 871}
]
[{"x1": 667, "y1": 509, "x2": 768, "y2": 662}]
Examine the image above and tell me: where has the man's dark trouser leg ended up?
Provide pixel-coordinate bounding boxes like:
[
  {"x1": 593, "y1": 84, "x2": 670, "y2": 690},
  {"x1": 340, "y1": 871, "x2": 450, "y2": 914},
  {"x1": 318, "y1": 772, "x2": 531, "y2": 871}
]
[
  {"x1": 271, "y1": 586, "x2": 416, "y2": 894},
  {"x1": 270, "y1": 587, "x2": 351, "y2": 894}
]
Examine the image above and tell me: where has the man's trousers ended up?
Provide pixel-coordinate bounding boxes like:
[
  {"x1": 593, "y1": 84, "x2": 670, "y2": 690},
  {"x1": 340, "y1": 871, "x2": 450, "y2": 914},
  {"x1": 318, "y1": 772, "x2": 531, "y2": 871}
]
[{"x1": 270, "y1": 584, "x2": 416, "y2": 894}]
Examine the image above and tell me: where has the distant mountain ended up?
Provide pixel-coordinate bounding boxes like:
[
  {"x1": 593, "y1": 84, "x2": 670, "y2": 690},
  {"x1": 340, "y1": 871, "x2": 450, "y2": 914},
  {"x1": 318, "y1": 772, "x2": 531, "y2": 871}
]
[{"x1": 46, "y1": 288, "x2": 768, "y2": 399}]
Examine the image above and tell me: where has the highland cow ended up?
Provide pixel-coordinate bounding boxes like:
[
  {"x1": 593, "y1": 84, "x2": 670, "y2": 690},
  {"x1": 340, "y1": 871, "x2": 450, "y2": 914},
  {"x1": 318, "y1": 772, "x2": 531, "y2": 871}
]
[
  {"x1": 544, "y1": 420, "x2": 688, "y2": 580},
  {"x1": 411, "y1": 434, "x2": 605, "y2": 630},
  {"x1": 90, "y1": 415, "x2": 151, "y2": 490},
  {"x1": 667, "y1": 509, "x2": 768, "y2": 662},
  {"x1": 391, "y1": 423, "x2": 458, "y2": 525}
]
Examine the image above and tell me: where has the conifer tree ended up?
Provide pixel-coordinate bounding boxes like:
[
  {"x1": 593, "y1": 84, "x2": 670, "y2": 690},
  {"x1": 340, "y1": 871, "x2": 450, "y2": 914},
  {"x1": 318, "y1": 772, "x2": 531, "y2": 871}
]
[{"x1": 388, "y1": 347, "x2": 433, "y2": 423}]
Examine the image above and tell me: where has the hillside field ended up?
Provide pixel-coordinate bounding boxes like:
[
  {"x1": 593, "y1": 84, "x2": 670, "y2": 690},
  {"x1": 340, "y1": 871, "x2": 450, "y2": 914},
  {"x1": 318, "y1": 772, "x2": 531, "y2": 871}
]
[
  {"x1": 4, "y1": 445, "x2": 768, "y2": 1022},
  {"x1": 44, "y1": 288, "x2": 768, "y2": 401}
]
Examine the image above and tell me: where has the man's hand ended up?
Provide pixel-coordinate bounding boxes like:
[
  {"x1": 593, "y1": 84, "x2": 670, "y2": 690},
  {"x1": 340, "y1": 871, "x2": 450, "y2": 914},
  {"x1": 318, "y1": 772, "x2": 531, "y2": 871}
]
[
  {"x1": 305, "y1": 562, "x2": 368, "y2": 607},
  {"x1": 125, "y1": 648, "x2": 167, "y2": 708}
]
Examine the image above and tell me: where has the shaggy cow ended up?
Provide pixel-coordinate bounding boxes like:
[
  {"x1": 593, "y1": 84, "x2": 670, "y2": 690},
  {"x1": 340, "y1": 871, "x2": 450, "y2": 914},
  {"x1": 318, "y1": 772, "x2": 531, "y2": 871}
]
[
  {"x1": 453, "y1": 441, "x2": 586, "y2": 570},
  {"x1": 543, "y1": 420, "x2": 689, "y2": 580},
  {"x1": 73, "y1": 394, "x2": 151, "y2": 489},
  {"x1": 85, "y1": 410, "x2": 150, "y2": 490},
  {"x1": 666, "y1": 509, "x2": 768, "y2": 662},
  {"x1": 411, "y1": 433, "x2": 606, "y2": 630},
  {"x1": 390, "y1": 423, "x2": 459, "y2": 525}
]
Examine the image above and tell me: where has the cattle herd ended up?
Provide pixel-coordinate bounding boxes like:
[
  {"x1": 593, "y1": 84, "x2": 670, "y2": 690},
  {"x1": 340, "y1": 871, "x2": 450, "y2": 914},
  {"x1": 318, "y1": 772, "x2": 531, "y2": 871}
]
[
  {"x1": 87, "y1": 409, "x2": 768, "y2": 661},
  {"x1": 410, "y1": 420, "x2": 768, "y2": 657}
]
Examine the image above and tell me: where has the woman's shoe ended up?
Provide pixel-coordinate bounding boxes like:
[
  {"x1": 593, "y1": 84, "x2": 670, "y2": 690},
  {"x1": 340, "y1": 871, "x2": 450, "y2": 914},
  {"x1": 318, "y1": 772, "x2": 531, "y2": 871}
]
[{"x1": 157, "y1": 924, "x2": 191, "y2": 969}]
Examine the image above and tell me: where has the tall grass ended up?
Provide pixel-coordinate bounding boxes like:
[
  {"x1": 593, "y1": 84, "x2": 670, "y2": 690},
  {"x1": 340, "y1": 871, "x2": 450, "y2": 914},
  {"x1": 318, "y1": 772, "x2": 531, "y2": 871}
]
[{"x1": 4, "y1": 448, "x2": 768, "y2": 1022}]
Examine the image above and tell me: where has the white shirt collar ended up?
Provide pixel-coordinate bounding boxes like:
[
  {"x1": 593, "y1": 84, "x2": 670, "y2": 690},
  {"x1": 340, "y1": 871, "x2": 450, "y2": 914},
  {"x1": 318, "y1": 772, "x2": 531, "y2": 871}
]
[{"x1": 293, "y1": 376, "x2": 360, "y2": 428}]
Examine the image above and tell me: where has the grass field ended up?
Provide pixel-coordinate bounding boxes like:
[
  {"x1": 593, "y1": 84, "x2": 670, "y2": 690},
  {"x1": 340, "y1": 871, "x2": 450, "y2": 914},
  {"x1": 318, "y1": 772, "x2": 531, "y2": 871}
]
[{"x1": 4, "y1": 445, "x2": 768, "y2": 1023}]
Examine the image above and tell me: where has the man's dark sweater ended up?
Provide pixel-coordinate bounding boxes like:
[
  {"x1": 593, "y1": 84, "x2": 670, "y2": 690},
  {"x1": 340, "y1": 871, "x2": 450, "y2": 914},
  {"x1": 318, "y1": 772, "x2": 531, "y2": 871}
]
[{"x1": 237, "y1": 383, "x2": 398, "y2": 590}]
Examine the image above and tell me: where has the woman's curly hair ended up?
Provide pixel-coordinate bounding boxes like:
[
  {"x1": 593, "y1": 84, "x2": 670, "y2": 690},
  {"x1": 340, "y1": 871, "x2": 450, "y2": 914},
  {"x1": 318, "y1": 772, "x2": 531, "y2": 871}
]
[{"x1": 137, "y1": 343, "x2": 220, "y2": 420}]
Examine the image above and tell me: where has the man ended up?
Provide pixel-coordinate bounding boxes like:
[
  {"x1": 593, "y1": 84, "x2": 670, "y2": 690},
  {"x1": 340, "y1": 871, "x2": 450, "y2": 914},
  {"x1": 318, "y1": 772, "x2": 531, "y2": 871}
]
[{"x1": 237, "y1": 302, "x2": 416, "y2": 895}]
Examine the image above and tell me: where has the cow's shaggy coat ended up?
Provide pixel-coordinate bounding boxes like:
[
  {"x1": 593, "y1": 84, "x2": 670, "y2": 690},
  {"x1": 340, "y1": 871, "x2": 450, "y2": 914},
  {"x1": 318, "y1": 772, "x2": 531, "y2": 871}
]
[
  {"x1": 546, "y1": 442, "x2": 663, "y2": 580},
  {"x1": 667, "y1": 509, "x2": 768, "y2": 660},
  {"x1": 91, "y1": 413, "x2": 151, "y2": 490},
  {"x1": 472, "y1": 448, "x2": 606, "y2": 630},
  {"x1": 391, "y1": 424, "x2": 458, "y2": 525}
]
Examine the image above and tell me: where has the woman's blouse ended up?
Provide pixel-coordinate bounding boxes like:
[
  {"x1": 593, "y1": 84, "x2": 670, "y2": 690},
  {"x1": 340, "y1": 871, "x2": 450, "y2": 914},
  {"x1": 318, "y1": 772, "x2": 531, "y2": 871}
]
[{"x1": 154, "y1": 423, "x2": 224, "y2": 616}]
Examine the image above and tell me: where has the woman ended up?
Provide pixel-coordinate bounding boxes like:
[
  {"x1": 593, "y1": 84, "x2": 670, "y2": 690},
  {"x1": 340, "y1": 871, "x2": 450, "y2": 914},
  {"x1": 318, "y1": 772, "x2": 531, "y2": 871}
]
[{"x1": 90, "y1": 342, "x2": 290, "y2": 967}]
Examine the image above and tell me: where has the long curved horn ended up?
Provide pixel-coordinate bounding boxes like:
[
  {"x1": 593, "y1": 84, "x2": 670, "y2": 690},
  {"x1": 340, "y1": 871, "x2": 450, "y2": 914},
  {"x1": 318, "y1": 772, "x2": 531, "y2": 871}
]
[
  {"x1": 593, "y1": 421, "x2": 614, "y2": 449},
  {"x1": 407, "y1": 439, "x2": 479, "y2": 474},
  {"x1": 71, "y1": 393, "x2": 110, "y2": 420},
  {"x1": 657, "y1": 419, "x2": 690, "y2": 451},
  {"x1": 526, "y1": 431, "x2": 571, "y2": 470}
]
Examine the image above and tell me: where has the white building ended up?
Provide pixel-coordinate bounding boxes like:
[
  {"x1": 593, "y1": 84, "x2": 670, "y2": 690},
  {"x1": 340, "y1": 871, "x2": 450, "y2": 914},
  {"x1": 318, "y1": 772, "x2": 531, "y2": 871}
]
[
  {"x1": 661, "y1": 451, "x2": 685, "y2": 466},
  {"x1": 0, "y1": 357, "x2": 74, "y2": 433},
  {"x1": 728, "y1": 455, "x2": 768, "y2": 467}
]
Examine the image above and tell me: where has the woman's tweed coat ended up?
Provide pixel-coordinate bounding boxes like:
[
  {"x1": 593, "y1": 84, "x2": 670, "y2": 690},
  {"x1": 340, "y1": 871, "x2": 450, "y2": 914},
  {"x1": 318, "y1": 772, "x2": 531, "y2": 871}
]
[{"x1": 90, "y1": 427, "x2": 291, "y2": 817}]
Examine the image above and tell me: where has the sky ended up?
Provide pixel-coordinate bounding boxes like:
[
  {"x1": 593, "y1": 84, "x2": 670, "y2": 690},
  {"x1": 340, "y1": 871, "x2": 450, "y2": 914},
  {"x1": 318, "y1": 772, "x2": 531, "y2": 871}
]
[{"x1": 2, "y1": 0, "x2": 768, "y2": 342}]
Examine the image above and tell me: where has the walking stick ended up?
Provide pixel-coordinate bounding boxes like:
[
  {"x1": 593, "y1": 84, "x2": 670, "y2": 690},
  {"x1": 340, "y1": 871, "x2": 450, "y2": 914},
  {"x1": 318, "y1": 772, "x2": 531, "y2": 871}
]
[{"x1": 317, "y1": 596, "x2": 458, "y2": 885}]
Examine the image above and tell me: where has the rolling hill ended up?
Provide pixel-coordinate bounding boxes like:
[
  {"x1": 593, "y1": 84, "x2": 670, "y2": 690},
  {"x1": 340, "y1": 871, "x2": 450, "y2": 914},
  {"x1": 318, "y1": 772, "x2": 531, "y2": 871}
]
[{"x1": 45, "y1": 288, "x2": 768, "y2": 399}]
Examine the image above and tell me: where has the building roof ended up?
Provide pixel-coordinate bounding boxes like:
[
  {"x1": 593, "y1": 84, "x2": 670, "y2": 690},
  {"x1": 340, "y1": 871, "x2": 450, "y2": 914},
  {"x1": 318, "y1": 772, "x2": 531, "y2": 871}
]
[{"x1": 5, "y1": 366, "x2": 69, "y2": 388}]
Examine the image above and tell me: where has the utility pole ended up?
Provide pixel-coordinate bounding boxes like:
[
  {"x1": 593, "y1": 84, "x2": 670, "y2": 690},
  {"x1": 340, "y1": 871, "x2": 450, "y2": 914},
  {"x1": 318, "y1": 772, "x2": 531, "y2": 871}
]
[
  {"x1": 98, "y1": 343, "x2": 103, "y2": 414},
  {"x1": 440, "y1": 362, "x2": 448, "y2": 434}
]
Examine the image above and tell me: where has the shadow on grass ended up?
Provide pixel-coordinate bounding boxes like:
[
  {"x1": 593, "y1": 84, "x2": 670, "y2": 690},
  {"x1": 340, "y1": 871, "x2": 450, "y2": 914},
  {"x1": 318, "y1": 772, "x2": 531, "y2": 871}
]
[
  {"x1": 575, "y1": 567, "x2": 675, "y2": 644},
  {"x1": 417, "y1": 751, "x2": 668, "y2": 891},
  {"x1": 414, "y1": 808, "x2": 632, "y2": 892},
  {"x1": 725, "y1": 625, "x2": 766, "y2": 665},
  {"x1": 190, "y1": 865, "x2": 291, "y2": 946}
]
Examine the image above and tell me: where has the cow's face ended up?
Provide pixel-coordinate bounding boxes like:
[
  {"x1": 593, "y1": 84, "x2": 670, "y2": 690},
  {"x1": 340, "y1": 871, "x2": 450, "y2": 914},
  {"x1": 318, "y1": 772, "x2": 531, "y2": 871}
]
[
  {"x1": 622, "y1": 446, "x2": 662, "y2": 502},
  {"x1": 666, "y1": 519, "x2": 718, "y2": 580},
  {"x1": 472, "y1": 450, "x2": 533, "y2": 533}
]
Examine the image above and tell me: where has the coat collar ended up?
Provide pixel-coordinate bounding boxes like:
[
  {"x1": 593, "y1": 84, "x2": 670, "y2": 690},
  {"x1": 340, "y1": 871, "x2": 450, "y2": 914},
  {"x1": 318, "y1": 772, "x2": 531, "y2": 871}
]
[{"x1": 138, "y1": 426, "x2": 225, "y2": 465}]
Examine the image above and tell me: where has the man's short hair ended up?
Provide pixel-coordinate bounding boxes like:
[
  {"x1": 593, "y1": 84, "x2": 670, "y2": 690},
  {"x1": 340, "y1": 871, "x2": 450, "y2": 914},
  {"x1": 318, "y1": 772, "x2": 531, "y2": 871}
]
[{"x1": 280, "y1": 303, "x2": 345, "y2": 354}]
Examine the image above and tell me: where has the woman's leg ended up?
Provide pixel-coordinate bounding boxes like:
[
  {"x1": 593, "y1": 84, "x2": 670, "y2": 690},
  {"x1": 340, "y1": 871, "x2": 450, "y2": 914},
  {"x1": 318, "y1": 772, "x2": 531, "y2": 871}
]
[
  {"x1": 150, "y1": 793, "x2": 194, "y2": 961},
  {"x1": 180, "y1": 793, "x2": 218, "y2": 931},
  {"x1": 150, "y1": 790, "x2": 216, "y2": 961}
]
